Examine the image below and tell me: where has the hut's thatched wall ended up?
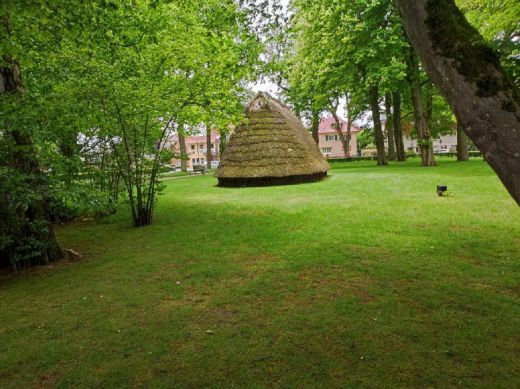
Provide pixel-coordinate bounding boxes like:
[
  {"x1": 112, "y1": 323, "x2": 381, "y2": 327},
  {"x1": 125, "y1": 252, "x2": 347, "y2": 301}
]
[{"x1": 215, "y1": 93, "x2": 329, "y2": 187}]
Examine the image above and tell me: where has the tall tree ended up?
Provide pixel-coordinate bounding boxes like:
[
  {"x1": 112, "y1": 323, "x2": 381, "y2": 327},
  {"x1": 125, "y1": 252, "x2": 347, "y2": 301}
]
[
  {"x1": 1, "y1": 40, "x2": 63, "y2": 268},
  {"x1": 178, "y1": 127, "x2": 188, "y2": 172},
  {"x1": 385, "y1": 93, "x2": 396, "y2": 160},
  {"x1": 392, "y1": 90, "x2": 406, "y2": 161},
  {"x1": 206, "y1": 127, "x2": 212, "y2": 170},
  {"x1": 405, "y1": 47, "x2": 436, "y2": 166},
  {"x1": 370, "y1": 86, "x2": 388, "y2": 165},
  {"x1": 396, "y1": 0, "x2": 520, "y2": 204}
]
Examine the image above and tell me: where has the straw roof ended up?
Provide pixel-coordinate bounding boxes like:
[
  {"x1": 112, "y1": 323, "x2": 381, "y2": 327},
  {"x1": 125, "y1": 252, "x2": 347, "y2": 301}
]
[{"x1": 215, "y1": 93, "x2": 329, "y2": 187}]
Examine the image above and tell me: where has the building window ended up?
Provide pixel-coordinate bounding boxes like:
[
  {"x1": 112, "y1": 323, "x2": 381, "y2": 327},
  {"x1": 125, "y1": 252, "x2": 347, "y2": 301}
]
[
  {"x1": 199, "y1": 144, "x2": 204, "y2": 150},
  {"x1": 321, "y1": 147, "x2": 332, "y2": 154},
  {"x1": 211, "y1": 143, "x2": 215, "y2": 150},
  {"x1": 191, "y1": 145, "x2": 195, "y2": 151},
  {"x1": 325, "y1": 135, "x2": 338, "y2": 141},
  {"x1": 192, "y1": 158, "x2": 196, "y2": 164}
]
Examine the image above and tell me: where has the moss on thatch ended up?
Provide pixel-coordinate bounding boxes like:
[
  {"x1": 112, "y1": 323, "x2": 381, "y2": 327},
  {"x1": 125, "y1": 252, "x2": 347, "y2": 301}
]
[{"x1": 216, "y1": 93, "x2": 329, "y2": 187}]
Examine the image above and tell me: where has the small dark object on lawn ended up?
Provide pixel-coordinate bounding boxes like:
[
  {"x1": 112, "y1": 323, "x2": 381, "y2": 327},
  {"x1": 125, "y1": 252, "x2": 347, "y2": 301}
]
[{"x1": 437, "y1": 185, "x2": 448, "y2": 196}]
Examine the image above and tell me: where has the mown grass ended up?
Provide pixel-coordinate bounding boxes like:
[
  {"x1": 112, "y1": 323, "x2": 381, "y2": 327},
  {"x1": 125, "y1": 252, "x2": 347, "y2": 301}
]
[{"x1": 1, "y1": 157, "x2": 519, "y2": 388}]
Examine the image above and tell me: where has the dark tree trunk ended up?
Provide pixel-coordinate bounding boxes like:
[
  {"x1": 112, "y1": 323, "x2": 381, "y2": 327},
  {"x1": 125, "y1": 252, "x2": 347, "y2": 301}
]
[
  {"x1": 311, "y1": 109, "x2": 320, "y2": 144},
  {"x1": 178, "y1": 131, "x2": 188, "y2": 172},
  {"x1": 457, "y1": 122, "x2": 469, "y2": 161},
  {"x1": 206, "y1": 127, "x2": 212, "y2": 170},
  {"x1": 345, "y1": 92, "x2": 353, "y2": 157},
  {"x1": 1, "y1": 57, "x2": 63, "y2": 267},
  {"x1": 385, "y1": 93, "x2": 396, "y2": 160},
  {"x1": 219, "y1": 130, "x2": 227, "y2": 158},
  {"x1": 396, "y1": 0, "x2": 520, "y2": 204},
  {"x1": 406, "y1": 48, "x2": 436, "y2": 166},
  {"x1": 369, "y1": 86, "x2": 388, "y2": 165},
  {"x1": 392, "y1": 91, "x2": 406, "y2": 161},
  {"x1": 331, "y1": 110, "x2": 350, "y2": 157}
]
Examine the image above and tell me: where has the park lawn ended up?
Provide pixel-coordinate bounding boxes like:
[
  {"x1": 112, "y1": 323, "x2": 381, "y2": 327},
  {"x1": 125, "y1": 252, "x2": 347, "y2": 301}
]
[{"x1": 1, "y1": 157, "x2": 519, "y2": 388}]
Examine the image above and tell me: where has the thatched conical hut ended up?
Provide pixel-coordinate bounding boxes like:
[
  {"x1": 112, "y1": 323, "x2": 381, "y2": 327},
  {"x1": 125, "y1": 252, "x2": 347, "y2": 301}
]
[{"x1": 215, "y1": 93, "x2": 329, "y2": 187}]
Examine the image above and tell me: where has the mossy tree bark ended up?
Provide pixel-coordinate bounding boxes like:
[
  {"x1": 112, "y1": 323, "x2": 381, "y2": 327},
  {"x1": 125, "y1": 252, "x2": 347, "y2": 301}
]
[
  {"x1": 369, "y1": 86, "x2": 388, "y2": 165},
  {"x1": 392, "y1": 91, "x2": 406, "y2": 161},
  {"x1": 457, "y1": 122, "x2": 469, "y2": 161},
  {"x1": 385, "y1": 93, "x2": 396, "y2": 160},
  {"x1": 1, "y1": 57, "x2": 63, "y2": 267},
  {"x1": 396, "y1": 0, "x2": 520, "y2": 204}
]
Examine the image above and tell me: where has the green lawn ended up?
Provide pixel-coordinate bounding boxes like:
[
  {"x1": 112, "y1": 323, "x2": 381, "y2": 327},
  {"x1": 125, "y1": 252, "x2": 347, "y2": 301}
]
[{"x1": 1, "y1": 158, "x2": 519, "y2": 388}]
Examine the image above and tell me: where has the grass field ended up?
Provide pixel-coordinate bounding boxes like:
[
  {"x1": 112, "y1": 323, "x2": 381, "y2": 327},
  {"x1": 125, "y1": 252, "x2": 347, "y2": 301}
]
[{"x1": 1, "y1": 158, "x2": 519, "y2": 388}]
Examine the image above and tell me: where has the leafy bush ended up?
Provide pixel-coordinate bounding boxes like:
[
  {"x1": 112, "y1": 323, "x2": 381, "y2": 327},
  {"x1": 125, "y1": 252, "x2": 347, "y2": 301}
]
[{"x1": 0, "y1": 168, "x2": 50, "y2": 269}]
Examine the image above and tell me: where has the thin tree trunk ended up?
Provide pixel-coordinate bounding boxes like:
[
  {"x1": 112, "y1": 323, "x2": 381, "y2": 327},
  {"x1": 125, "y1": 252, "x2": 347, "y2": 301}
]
[
  {"x1": 396, "y1": 0, "x2": 520, "y2": 204},
  {"x1": 345, "y1": 93, "x2": 353, "y2": 156},
  {"x1": 406, "y1": 48, "x2": 436, "y2": 166},
  {"x1": 385, "y1": 93, "x2": 396, "y2": 160},
  {"x1": 369, "y1": 85, "x2": 388, "y2": 165},
  {"x1": 311, "y1": 109, "x2": 320, "y2": 145},
  {"x1": 457, "y1": 122, "x2": 469, "y2": 161},
  {"x1": 178, "y1": 130, "x2": 187, "y2": 172},
  {"x1": 206, "y1": 127, "x2": 212, "y2": 170},
  {"x1": 392, "y1": 91, "x2": 406, "y2": 161},
  {"x1": 331, "y1": 110, "x2": 350, "y2": 157},
  {"x1": 219, "y1": 130, "x2": 226, "y2": 158},
  {"x1": 1, "y1": 56, "x2": 63, "y2": 267}
]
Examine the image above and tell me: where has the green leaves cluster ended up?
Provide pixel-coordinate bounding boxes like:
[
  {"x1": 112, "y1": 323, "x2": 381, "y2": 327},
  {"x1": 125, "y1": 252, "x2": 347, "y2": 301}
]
[
  {"x1": 288, "y1": 0, "x2": 408, "y2": 118},
  {"x1": 2, "y1": 0, "x2": 260, "y2": 227}
]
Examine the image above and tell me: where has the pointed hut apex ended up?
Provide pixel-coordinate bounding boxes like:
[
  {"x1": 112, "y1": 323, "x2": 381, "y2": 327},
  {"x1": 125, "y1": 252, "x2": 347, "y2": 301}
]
[{"x1": 215, "y1": 93, "x2": 329, "y2": 187}]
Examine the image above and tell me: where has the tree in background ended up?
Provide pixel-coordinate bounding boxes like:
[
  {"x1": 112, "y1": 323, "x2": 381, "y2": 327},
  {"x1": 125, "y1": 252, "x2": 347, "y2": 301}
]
[{"x1": 288, "y1": 0, "x2": 409, "y2": 165}]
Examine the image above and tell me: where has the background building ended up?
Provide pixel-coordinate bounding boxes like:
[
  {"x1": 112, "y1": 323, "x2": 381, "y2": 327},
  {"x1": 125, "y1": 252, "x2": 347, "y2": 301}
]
[
  {"x1": 402, "y1": 133, "x2": 458, "y2": 153},
  {"x1": 317, "y1": 117, "x2": 360, "y2": 158},
  {"x1": 170, "y1": 132, "x2": 220, "y2": 170}
]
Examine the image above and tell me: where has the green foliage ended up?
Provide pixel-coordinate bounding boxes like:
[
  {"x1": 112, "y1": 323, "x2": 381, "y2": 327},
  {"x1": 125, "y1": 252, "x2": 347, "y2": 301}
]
[
  {"x1": 3, "y1": 0, "x2": 260, "y2": 228},
  {"x1": 0, "y1": 168, "x2": 49, "y2": 269},
  {"x1": 457, "y1": 0, "x2": 520, "y2": 84},
  {"x1": 356, "y1": 128, "x2": 375, "y2": 150},
  {"x1": 287, "y1": 0, "x2": 409, "y2": 118}
]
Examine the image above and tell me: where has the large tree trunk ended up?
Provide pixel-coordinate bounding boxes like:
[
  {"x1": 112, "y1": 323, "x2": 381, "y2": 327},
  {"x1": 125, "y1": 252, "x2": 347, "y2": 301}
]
[
  {"x1": 1, "y1": 57, "x2": 63, "y2": 268},
  {"x1": 392, "y1": 91, "x2": 406, "y2": 161},
  {"x1": 311, "y1": 109, "x2": 320, "y2": 144},
  {"x1": 178, "y1": 131, "x2": 188, "y2": 172},
  {"x1": 369, "y1": 86, "x2": 388, "y2": 166},
  {"x1": 457, "y1": 122, "x2": 469, "y2": 161},
  {"x1": 406, "y1": 48, "x2": 436, "y2": 167},
  {"x1": 384, "y1": 93, "x2": 396, "y2": 160},
  {"x1": 396, "y1": 0, "x2": 520, "y2": 204},
  {"x1": 206, "y1": 127, "x2": 212, "y2": 170}
]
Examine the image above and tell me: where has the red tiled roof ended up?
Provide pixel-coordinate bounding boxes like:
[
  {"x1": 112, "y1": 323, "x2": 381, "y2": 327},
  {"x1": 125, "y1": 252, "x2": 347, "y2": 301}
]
[{"x1": 318, "y1": 116, "x2": 360, "y2": 134}]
